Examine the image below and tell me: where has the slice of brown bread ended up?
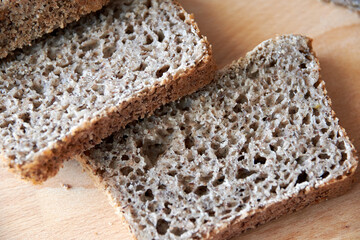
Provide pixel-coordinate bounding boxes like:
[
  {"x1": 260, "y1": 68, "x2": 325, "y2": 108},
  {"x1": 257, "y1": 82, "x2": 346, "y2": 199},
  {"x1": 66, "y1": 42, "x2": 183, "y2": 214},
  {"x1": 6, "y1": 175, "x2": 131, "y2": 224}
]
[
  {"x1": 78, "y1": 35, "x2": 358, "y2": 240},
  {"x1": 0, "y1": 0, "x2": 110, "y2": 59},
  {"x1": 323, "y1": 0, "x2": 360, "y2": 12},
  {"x1": 0, "y1": 0, "x2": 216, "y2": 183}
]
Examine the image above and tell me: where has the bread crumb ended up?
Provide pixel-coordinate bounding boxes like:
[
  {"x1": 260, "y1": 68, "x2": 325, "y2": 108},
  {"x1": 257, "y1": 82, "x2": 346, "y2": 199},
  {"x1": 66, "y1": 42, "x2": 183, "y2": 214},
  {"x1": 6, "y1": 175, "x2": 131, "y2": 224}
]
[
  {"x1": 61, "y1": 183, "x2": 72, "y2": 190},
  {"x1": 108, "y1": 222, "x2": 113, "y2": 226}
]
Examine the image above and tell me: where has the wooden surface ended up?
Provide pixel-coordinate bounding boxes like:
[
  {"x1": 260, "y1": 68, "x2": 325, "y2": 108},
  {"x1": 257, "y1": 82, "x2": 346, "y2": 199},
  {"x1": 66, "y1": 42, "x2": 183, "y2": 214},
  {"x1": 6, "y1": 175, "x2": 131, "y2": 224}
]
[{"x1": 1, "y1": 0, "x2": 360, "y2": 239}]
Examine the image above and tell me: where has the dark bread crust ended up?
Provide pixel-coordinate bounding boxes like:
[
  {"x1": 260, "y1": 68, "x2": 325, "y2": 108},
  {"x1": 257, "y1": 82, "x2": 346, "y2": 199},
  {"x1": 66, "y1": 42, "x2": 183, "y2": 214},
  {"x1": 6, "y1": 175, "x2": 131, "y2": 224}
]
[
  {"x1": 0, "y1": 0, "x2": 110, "y2": 59},
  {"x1": 2, "y1": 45, "x2": 216, "y2": 184}
]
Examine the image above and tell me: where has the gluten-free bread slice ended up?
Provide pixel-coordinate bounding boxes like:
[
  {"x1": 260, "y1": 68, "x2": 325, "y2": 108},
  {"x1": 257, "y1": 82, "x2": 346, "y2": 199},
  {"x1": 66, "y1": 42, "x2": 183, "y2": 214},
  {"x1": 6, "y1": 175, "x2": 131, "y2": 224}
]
[
  {"x1": 0, "y1": 0, "x2": 110, "y2": 59},
  {"x1": 0, "y1": 0, "x2": 216, "y2": 183},
  {"x1": 79, "y1": 35, "x2": 358, "y2": 240}
]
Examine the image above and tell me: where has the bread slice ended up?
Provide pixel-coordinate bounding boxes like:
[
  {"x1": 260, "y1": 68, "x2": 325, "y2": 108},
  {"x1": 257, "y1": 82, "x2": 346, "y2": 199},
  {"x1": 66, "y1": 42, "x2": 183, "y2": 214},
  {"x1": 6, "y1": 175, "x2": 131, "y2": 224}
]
[
  {"x1": 323, "y1": 0, "x2": 360, "y2": 12},
  {"x1": 0, "y1": 0, "x2": 216, "y2": 183},
  {"x1": 0, "y1": 0, "x2": 110, "y2": 59},
  {"x1": 78, "y1": 35, "x2": 358, "y2": 240}
]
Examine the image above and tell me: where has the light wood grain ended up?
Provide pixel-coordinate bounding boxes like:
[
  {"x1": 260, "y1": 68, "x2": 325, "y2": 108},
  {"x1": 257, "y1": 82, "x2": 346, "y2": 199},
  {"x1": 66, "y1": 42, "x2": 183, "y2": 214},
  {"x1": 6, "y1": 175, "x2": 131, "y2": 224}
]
[{"x1": 1, "y1": 0, "x2": 360, "y2": 239}]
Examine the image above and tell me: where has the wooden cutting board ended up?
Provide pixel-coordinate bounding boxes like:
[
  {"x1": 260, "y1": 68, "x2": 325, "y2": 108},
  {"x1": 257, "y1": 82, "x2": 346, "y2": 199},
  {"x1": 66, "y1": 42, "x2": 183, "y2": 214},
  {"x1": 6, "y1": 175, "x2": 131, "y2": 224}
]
[{"x1": 1, "y1": 0, "x2": 360, "y2": 239}]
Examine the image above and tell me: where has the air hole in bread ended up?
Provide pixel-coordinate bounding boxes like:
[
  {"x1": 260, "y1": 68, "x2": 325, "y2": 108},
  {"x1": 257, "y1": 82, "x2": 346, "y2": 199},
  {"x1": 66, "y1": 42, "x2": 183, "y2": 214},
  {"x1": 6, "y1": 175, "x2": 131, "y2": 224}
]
[
  {"x1": 314, "y1": 80, "x2": 321, "y2": 88},
  {"x1": 136, "y1": 62, "x2": 147, "y2": 71},
  {"x1": 250, "y1": 122, "x2": 258, "y2": 131},
  {"x1": 155, "y1": 30, "x2": 165, "y2": 42},
  {"x1": 312, "y1": 135, "x2": 320, "y2": 146},
  {"x1": 194, "y1": 185, "x2": 208, "y2": 196},
  {"x1": 184, "y1": 135, "x2": 194, "y2": 149},
  {"x1": 313, "y1": 107, "x2": 320, "y2": 116},
  {"x1": 178, "y1": 12, "x2": 185, "y2": 21},
  {"x1": 213, "y1": 176, "x2": 225, "y2": 186},
  {"x1": 102, "y1": 45, "x2": 116, "y2": 58},
  {"x1": 302, "y1": 114, "x2": 310, "y2": 125},
  {"x1": 167, "y1": 170, "x2": 177, "y2": 177},
  {"x1": 197, "y1": 146, "x2": 206, "y2": 155},
  {"x1": 233, "y1": 104, "x2": 242, "y2": 113},
  {"x1": 320, "y1": 171, "x2": 329, "y2": 179},
  {"x1": 299, "y1": 63, "x2": 307, "y2": 69},
  {"x1": 145, "y1": 35, "x2": 153, "y2": 45},
  {"x1": 236, "y1": 94, "x2": 248, "y2": 104},
  {"x1": 318, "y1": 153, "x2": 329, "y2": 159},
  {"x1": 289, "y1": 106, "x2": 298, "y2": 115},
  {"x1": 43, "y1": 64, "x2": 55, "y2": 77},
  {"x1": 156, "y1": 65, "x2": 170, "y2": 78},
  {"x1": 120, "y1": 166, "x2": 133, "y2": 176},
  {"x1": 295, "y1": 171, "x2": 308, "y2": 185},
  {"x1": 74, "y1": 65, "x2": 83, "y2": 75},
  {"x1": 275, "y1": 94, "x2": 285, "y2": 104},
  {"x1": 19, "y1": 112, "x2": 31, "y2": 123},
  {"x1": 145, "y1": 0, "x2": 152, "y2": 8},
  {"x1": 144, "y1": 189, "x2": 154, "y2": 201},
  {"x1": 141, "y1": 139, "x2": 167, "y2": 168},
  {"x1": 236, "y1": 168, "x2": 256, "y2": 179},
  {"x1": 156, "y1": 219, "x2": 169, "y2": 235},
  {"x1": 254, "y1": 155, "x2": 266, "y2": 164},
  {"x1": 46, "y1": 49, "x2": 57, "y2": 60},
  {"x1": 295, "y1": 156, "x2": 306, "y2": 165},
  {"x1": 337, "y1": 141, "x2": 345, "y2": 150},
  {"x1": 80, "y1": 39, "x2": 99, "y2": 52},
  {"x1": 215, "y1": 147, "x2": 228, "y2": 159},
  {"x1": 125, "y1": 25, "x2": 134, "y2": 34},
  {"x1": 340, "y1": 152, "x2": 347, "y2": 165}
]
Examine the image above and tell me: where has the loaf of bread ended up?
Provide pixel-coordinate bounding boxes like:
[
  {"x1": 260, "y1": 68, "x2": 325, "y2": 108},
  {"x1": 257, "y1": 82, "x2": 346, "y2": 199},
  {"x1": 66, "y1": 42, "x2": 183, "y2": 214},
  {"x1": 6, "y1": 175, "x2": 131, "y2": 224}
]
[
  {"x1": 79, "y1": 35, "x2": 358, "y2": 240},
  {"x1": 0, "y1": 0, "x2": 216, "y2": 183},
  {"x1": 0, "y1": 0, "x2": 110, "y2": 59},
  {"x1": 323, "y1": 0, "x2": 360, "y2": 11}
]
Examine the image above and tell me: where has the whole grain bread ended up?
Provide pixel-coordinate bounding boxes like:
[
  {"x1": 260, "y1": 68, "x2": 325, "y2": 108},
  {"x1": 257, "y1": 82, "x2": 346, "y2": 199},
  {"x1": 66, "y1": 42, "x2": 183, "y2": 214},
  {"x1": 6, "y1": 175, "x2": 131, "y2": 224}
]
[
  {"x1": 323, "y1": 0, "x2": 360, "y2": 11},
  {"x1": 0, "y1": 0, "x2": 110, "y2": 59},
  {"x1": 0, "y1": 0, "x2": 216, "y2": 183},
  {"x1": 79, "y1": 35, "x2": 358, "y2": 240}
]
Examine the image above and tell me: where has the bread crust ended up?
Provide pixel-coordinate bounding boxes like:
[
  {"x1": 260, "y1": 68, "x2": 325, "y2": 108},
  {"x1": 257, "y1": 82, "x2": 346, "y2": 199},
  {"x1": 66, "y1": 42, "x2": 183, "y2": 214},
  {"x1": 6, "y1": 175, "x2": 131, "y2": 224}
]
[
  {"x1": 0, "y1": 0, "x2": 110, "y2": 59},
  {"x1": 1, "y1": 44, "x2": 216, "y2": 184}
]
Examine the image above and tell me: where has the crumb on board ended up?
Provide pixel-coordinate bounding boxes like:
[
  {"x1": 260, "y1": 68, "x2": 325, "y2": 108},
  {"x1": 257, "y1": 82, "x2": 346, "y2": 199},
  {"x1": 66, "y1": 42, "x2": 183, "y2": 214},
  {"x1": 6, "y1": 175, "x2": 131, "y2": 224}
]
[{"x1": 61, "y1": 183, "x2": 72, "y2": 190}]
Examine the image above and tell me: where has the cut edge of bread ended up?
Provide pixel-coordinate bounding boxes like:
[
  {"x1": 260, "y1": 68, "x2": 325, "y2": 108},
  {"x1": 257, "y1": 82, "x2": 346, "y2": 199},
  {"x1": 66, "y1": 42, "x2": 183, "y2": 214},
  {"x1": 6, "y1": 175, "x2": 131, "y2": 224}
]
[
  {"x1": 2, "y1": 37, "x2": 216, "y2": 184},
  {"x1": 76, "y1": 34, "x2": 358, "y2": 239}
]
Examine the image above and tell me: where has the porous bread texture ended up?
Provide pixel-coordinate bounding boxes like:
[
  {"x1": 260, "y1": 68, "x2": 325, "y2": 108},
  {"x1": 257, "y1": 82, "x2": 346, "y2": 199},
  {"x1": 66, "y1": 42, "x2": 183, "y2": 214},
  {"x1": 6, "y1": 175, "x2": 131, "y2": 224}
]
[
  {"x1": 323, "y1": 0, "x2": 360, "y2": 11},
  {"x1": 0, "y1": 0, "x2": 216, "y2": 183},
  {"x1": 0, "y1": 0, "x2": 110, "y2": 59},
  {"x1": 79, "y1": 35, "x2": 358, "y2": 240}
]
